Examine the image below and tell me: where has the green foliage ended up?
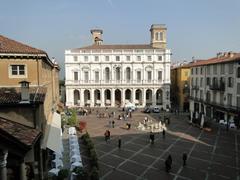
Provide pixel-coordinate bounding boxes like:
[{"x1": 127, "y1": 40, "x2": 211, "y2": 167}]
[
  {"x1": 73, "y1": 167, "x2": 88, "y2": 180},
  {"x1": 57, "y1": 169, "x2": 69, "y2": 180},
  {"x1": 67, "y1": 109, "x2": 77, "y2": 126}
]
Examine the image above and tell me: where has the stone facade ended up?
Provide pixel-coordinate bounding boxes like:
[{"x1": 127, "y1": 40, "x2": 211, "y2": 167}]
[{"x1": 65, "y1": 24, "x2": 171, "y2": 109}]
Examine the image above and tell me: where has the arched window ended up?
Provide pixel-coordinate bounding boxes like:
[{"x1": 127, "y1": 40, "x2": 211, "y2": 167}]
[
  {"x1": 116, "y1": 67, "x2": 120, "y2": 81},
  {"x1": 126, "y1": 67, "x2": 131, "y2": 82},
  {"x1": 105, "y1": 67, "x2": 110, "y2": 82}
]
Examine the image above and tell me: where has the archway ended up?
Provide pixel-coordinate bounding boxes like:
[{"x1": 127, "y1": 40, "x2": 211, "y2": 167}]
[
  {"x1": 94, "y1": 89, "x2": 101, "y2": 106},
  {"x1": 156, "y1": 89, "x2": 163, "y2": 105},
  {"x1": 115, "y1": 89, "x2": 121, "y2": 106},
  {"x1": 73, "y1": 89, "x2": 80, "y2": 105},
  {"x1": 105, "y1": 89, "x2": 111, "y2": 106},
  {"x1": 135, "y1": 89, "x2": 142, "y2": 105},
  {"x1": 125, "y1": 89, "x2": 131, "y2": 103},
  {"x1": 146, "y1": 89, "x2": 152, "y2": 106},
  {"x1": 84, "y1": 90, "x2": 90, "y2": 106}
]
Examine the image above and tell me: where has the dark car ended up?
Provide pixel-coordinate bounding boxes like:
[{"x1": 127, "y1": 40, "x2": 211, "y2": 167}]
[{"x1": 144, "y1": 108, "x2": 151, "y2": 113}]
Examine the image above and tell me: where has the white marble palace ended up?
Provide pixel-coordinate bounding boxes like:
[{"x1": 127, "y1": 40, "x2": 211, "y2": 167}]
[{"x1": 65, "y1": 24, "x2": 171, "y2": 108}]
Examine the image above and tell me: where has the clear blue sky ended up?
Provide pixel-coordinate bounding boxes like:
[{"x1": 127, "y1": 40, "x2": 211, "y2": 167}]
[{"x1": 1, "y1": 0, "x2": 240, "y2": 79}]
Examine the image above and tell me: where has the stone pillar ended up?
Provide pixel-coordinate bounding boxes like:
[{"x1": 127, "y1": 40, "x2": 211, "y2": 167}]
[
  {"x1": 90, "y1": 89, "x2": 95, "y2": 107},
  {"x1": 20, "y1": 162, "x2": 27, "y2": 180},
  {"x1": 142, "y1": 88, "x2": 146, "y2": 107},
  {"x1": 132, "y1": 89, "x2": 136, "y2": 104},
  {"x1": 80, "y1": 89, "x2": 84, "y2": 107},
  {"x1": 0, "y1": 150, "x2": 8, "y2": 180},
  {"x1": 111, "y1": 89, "x2": 115, "y2": 107},
  {"x1": 152, "y1": 88, "x2": 157, "y2": 106},
  {"x1": 101, "y1": 89, "x2": 105, "y2": 107},
  {"x1": 121, "y1": 89, "x2": 125, "y2": 107}
]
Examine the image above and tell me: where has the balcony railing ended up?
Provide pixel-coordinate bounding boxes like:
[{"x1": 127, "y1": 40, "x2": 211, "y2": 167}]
[{"x1": 209, "y1": 83, "x2": 225, "y2": 91}]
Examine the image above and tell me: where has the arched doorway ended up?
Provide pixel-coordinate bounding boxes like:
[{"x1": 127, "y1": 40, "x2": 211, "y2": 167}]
[
  {"x1": 146, "y1": 89, "x2": 152, "y2": 106},
  {"x1": 84, "y1": 90, "x2": 90, "y2": 106},
  {"x1": 105, "y1": 89, "x2": 111, "y2": 106},
  {"x1": 135, "y1": 89, "x2": 142, "y2": 105},
  {"x1": 115, "y1": 89, "x2": 121, "y2": 106},
  {"x1": 125, "y1": 89, "x2": 131, "y2": 103},
  {"x1": 156, "y1": 89, "x2": 163, "y2": 105},
  {"x1": 73, "y1": 89, "x2": 80, "y2": 105},
  {"x1": 94, "y1": 89, "x2": 101, "y2": 106}
]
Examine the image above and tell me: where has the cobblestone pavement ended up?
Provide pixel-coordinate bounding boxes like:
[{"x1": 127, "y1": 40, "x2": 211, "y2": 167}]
[{"x1": 77, "y1": 108, "x2": 240, "y2": 180}]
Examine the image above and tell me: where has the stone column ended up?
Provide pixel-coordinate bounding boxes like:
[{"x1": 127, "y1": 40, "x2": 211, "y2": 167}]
[
  {"x1": 142, "y1": 88, "x2": 146, "y2": 107},
  {"x1": 111, "y1": 89, "x2": 115, "y2": 107},
  {"x1": 90, "y1": 89, "x2": 95, "y2": 107},
  {"x1": 152, "y1": 88, "x2": 157, "y2": 106},
  {"x1": 80, "y1": 89, "x2": 84, "y2": 107},
  {"x1": 121, "y1": 89, "x2": 125, "y2": 107},
  {"x1": 0, "y1": 150, "x2": 8, "y2": 180},
  {"x1": 20, "y1": 162, "x2": 27, "y2": 180},
  {"x1": 101, "y1": 89, "x2": 105, "y2": 107},
  {"x1": 132, "y1": 89, "x2": 136, "y2": 104}
]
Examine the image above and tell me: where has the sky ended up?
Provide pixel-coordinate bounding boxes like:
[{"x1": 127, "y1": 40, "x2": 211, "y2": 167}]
[{"x1": 1, "y1": 0, "x2": 240, "y2": 79}]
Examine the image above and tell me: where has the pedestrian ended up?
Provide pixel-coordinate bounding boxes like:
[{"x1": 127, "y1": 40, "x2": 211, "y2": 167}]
[
  {"x1": 165, "y1": 155, "x2": 172, "y2": 173},
  {"x1": 104, "y1": 130, "x2": 108, "y2": 142},
  {"x1": 118, "y1": 136, "x2": 122, "y2": 149},
  {"x1": 149, "y1": 131, "x2": 154, "y2": 144},
  {"x1": 183, "y1": 152, "x2": 187, "y2": 166},
  {"x1": 130, "y1": 111, "x2": 132, "y2": 118},
  {"x1": 112, "y1": 120, "x2": 115, "y2": 128},
  {"x1": 107, "y1": 130, "x2": 111, "y2": 142},
  {"x1": 162, "y1": 128, "x2": 166, "y2": 138}
]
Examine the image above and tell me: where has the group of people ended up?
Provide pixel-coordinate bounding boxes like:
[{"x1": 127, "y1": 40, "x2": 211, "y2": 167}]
[{"x1": 165, "y1": 153, "x2": 187, "y2": 173}]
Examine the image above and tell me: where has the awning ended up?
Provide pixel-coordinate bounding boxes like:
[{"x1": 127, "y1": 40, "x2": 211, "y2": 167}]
[{"x1": 42, "y1": 112, "x2": 62, "y2": 154}]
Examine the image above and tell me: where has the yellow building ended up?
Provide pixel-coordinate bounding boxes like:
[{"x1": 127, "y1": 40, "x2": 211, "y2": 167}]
[
  {"x1": 0, "y1": 35, "x2": 60, "y2": 179},
  {"x1": 171, "y1": 64, "x2": 190, "y2": 112}
]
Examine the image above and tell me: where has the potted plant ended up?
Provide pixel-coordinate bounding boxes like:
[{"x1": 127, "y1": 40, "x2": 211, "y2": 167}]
[{"x1": 72, "y1": 166, "x2": 88, "y2": 180}]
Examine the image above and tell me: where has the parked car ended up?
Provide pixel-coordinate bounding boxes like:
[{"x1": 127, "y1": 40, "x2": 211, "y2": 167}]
[{"x1": 152, "y1": 107, "x2": 160, "y2": 113}]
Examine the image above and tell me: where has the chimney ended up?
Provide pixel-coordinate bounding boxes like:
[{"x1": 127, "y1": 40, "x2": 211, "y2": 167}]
[
  {"x1": 90, "y1": 29, "x2": 103, "y2": 45},
  {"x1": 19, "y1": 81, "x2": 30, "y2": 103}
]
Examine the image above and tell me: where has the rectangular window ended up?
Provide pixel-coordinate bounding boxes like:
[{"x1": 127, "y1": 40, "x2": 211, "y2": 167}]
[
  {"x1": 126, "y1": 56, "x2": 130, "y2": 61},
  {"x1": 200, "y1": 67, "x2": 203, "y2": 75},
  {"x1": 84, "y1": 56, "x2": 88, "y2": 61},
  {"x1": 227, "y1": 93, "x2": 232, "y2": 106},
  {"x1": 220, "y1": 64, "x2": 225, "y2": 74},
  {"x1": 220, "y1": 93, "x2": 224, "y2": 105},
  {"x1": 95, "y1": 56, "x2": 99, "y2": 61},
  {"x1": 196, "y1": 68, "x2": 198, "y2": 75},
  {"x1": 206, "y1": 77, "x2": 210, "y2": 86},
  {"x1": 147, "y1": 71, "x2": 152, "y2": 82},
  {"x1": 237, "y1": 97, "x2": 240, "y2": 107},
  {"x1": 147, "y1": 56, "x2": 152, "y2": 61},
  {"x1": 207, "y1": 66, "x2": 210, "y2": 75},
  {"x1": 84, "y1": 72, "x2": 89, "y2": 83},
  {"x1": 11, "y1": 65, "x2": 25, "y2": 75},
  {"x1": 159, "y1": 32, "x2": 163, "y2": 41},
  {"x1": 116, "y1": 56, "x2": 120, "y2": 61},
  {"x1": 200, "y1": 90, "x2": 203, "y2": 100},
  {"x1": 229, "y1": 63, "x2": 234, "y2": 74},
  {"x1": 95, "y1": 72, "x2": 99, "y2": 83},
  {"x1": 74, "y1": 72, "x2": 78, "y2": 81},
  {"x1": 200, "y1": 78, "x2": 203, "y2": 87},
  {"x1": 74, "y1": 56, "x2": 78, "y2": 61},
  {"x1": 228, "y1": 77, "x2": 233, "y2": 87},
  {"x1": 158, "y1": 56, "x2": 162, "y2": 61},
  {"x1": 158, "y1": 71, "x2": 162, "y2": 81},
  {"x1": 137, "y1": 71, "x2": 141, "y2": 82},
  {"x1": 137, "y1": 56, "x2": 141, "y2": 61},
  {"x1": 105, "y1": 56, "x2": 109, "y2": 61},
  {"x1": 213, "y1": 65, "x2": 217, "y2": 74},
  {"x1": 237, "y1": 83, "x2": 240, "y2": 95}
]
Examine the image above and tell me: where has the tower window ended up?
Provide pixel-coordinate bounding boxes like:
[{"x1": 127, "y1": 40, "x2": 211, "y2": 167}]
[{"x1": 155, "y1": 32, "x2": 164, "y2": 41}]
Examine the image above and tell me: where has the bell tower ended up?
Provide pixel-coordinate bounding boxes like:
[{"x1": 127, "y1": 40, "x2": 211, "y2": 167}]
[
  {"x1": 150, "y1": 24, "x2": 167, "y2": 49},
  {"x1": 91, "y1": 29, "x2": 103, "y2": 45}
]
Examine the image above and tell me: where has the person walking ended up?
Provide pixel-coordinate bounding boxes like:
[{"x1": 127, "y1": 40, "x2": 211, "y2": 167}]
[
  {"x1": 165, "y1": 155, "x2": 172, "y2": 173},
  {"x1": 183, "y1": 152, "x2": 187, "y2": 166},
  {"x1": 149, "y1": 131, "x2": 155, "y2": 144},
  {"x1": 118, "y1": 136, "x2": 122, "y2": 149},
  {"x1": 162, "y1": 128, "x2": 166, "y2": 139},
  {"x1": 112, "y1": 120, "x2": 115, "y2": 128},
  {"x1": 104, "y1": 130, "x2": 108, "y2": 142}
]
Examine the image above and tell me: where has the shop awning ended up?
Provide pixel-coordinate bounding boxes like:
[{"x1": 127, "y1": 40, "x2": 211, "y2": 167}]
[{"x1": 42, "y1": 112, "x2": 62, "y2": 154}]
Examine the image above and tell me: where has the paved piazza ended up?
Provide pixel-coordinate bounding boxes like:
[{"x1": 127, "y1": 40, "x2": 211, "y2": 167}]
[{"x1": 78, "y1": 108, "x2": 240, "y2": 180}]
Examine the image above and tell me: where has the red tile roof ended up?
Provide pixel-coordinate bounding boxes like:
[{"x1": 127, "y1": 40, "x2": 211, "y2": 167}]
[
  {"x1": 0, "y1": 87, "x2": 46, "y2": 105},
  {"x1": 73, "y1": 44, "x2": 159, "y2": 50},
  {"x1": 0, "y1": 35, "x2": 46, "y2": 54},
  {"x1": 188, "y1": 53, "x2": 240, "y2": 67},
  {"x1": 0, "y1": 117, "x2": 41, "y2": 146}
]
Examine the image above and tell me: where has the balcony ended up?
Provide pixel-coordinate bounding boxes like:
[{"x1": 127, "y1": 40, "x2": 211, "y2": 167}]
[{"x1": 209, "y1": 83, "x2": 225, "y2": 91}]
